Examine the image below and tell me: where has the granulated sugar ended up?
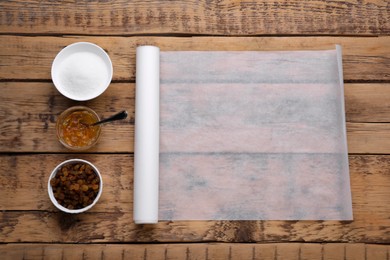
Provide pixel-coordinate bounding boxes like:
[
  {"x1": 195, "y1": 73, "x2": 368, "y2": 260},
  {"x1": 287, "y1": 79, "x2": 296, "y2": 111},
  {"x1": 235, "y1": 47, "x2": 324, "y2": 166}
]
[{"x1": 57, "y1": 52, "x2": 109, "y2": 100}]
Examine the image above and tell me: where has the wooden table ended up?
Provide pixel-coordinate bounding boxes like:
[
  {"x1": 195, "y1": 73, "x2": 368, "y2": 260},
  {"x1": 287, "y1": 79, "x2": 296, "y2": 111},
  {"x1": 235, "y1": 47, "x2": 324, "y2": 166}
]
[{"x1": 0, "y1": 1, "x2": 389, "y2": 259}]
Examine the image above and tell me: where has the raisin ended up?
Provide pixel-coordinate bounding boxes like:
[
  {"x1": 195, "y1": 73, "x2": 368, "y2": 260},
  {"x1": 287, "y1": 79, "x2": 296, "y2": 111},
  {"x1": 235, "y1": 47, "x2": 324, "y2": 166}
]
[{"x1": 50, "y1": 162, "x2": 100, "y2": 210}]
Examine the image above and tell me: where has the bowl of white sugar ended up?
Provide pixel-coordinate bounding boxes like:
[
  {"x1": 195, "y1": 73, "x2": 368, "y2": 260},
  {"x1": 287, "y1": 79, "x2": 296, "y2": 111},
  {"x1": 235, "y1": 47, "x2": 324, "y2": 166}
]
[{"x1": 51, "y1": 42, "x2": 113, "y2": 101}]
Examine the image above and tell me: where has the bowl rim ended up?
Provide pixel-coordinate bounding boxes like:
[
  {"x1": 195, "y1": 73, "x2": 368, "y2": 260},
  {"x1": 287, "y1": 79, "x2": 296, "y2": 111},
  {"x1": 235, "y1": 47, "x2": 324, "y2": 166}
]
[
  {"x1": 48, "y1": 158, "x2": 103, "y2": 214},
  {"x1": 51, "y1": 41, "x2": 113, "y2": 101}
]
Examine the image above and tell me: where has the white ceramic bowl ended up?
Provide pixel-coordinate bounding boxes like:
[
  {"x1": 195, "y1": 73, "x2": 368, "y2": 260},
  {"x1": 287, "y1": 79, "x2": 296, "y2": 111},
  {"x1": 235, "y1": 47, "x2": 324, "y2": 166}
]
[
  {"x1": 48, "y1": 159, "x2": 103, "y2": 214},
  {"x1": 51, "y1": 42, "x2": 113, "y2": 101}
]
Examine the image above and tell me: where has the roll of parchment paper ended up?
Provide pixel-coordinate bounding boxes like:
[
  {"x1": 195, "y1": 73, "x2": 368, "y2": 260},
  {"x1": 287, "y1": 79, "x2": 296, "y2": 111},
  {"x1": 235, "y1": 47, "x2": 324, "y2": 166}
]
[
  {"x1": 132, "y1": 45, "x2": 352, "y2": 222},
  {"x1": 133, "y1": 46, "x2": 160, "y2": 224}
]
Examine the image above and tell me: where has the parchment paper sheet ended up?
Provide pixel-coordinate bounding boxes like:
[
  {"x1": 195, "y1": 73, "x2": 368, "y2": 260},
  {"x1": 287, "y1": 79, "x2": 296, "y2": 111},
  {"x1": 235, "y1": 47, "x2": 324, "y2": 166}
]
[{"x1": 134, "y1": 46, "x2": 353, "y2": 222}]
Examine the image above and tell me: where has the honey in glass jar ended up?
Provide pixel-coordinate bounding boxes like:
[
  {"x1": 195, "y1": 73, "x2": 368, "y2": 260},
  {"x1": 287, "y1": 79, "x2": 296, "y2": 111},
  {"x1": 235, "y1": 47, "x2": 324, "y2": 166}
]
[{"x1": 56, "y1": 106, "x2": 101, "y2": 150}]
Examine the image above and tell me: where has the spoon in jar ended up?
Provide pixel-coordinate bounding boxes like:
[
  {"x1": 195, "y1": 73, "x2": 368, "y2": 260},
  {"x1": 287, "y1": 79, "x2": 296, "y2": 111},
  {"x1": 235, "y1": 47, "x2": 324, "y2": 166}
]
[{"x1": 83, "y1": 110, "x2": 128, "y2": 127}]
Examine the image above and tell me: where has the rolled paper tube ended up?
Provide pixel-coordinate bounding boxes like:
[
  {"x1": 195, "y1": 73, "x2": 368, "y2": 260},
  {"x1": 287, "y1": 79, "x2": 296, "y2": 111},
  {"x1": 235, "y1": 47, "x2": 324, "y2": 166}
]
[{"x1": 133, "y1": 46, "x2": 160, "y2": 224}]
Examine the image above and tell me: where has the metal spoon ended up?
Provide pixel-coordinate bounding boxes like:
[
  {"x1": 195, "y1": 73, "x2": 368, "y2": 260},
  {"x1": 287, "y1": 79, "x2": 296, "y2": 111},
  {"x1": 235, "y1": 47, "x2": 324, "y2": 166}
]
[{"x1": 87, "y1": 110, "x2": 128, "y2": 126}]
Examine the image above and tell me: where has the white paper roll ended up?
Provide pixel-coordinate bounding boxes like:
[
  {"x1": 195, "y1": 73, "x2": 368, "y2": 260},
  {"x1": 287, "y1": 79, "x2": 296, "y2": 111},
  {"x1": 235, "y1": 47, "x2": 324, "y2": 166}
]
[{"x1": 133, "y1": 46, "x2": 160, "y2": 224}]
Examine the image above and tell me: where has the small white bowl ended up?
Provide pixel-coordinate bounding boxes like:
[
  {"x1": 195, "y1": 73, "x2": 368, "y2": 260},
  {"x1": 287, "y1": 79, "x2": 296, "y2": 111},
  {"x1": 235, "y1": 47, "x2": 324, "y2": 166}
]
[
  {"x1": 48, "y1": 159, "x2": 103, "y2": 214},
  {"x1": 51, "y1": 42, "x2": 113, "y2": 101}
]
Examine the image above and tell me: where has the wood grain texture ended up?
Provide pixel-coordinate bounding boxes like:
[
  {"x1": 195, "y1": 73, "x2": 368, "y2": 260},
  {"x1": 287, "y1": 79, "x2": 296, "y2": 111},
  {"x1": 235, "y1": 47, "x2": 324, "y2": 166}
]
[
  {"x1": 0, "y1": 0, "x2": 389, "y2": 256},
  {"x1": 1, "y1": 243, "x2": 389, "y2": 260},
  {"x1": 0, "y1": 36, "x2": 389, "y2": 81},
  {"x1": 346, "y1": 123, "x2": 390, "y2": 154},
  {"x1": 0, "y1": 243, "x2": 367, "y2": 260},
  {"x1": 345, "y1": 84, "x2": 390, "y2": 123},
  {"x1": 0, "y1": 0, "x2": 389, "y2": 35},
  {"x1": 1, "y1": 82, "x2": 390, "y2": 153},
  {"x1": 0, "y1": 82, "x2": 134, "y2": 153},
  {"x1": 0, "y1": 154, "x2": 133, "y2": 212},
  {"x1": 0, "y1": 211, "x2": 389, "y2": 244},
  {"x1": 0, "y1": 154, "x2": 389, "y2": 243}
]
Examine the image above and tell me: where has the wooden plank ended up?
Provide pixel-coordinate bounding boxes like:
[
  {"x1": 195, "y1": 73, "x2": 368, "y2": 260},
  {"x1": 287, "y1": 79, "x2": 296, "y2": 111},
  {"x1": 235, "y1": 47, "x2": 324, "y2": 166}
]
[
  {"x1": 0, "y1": 154, "x2": 389, "y2": 243},
  {"x1": 0, "y1": 36, "x2": 389, "y2": 81},
  {"x1": 0, "y1": 82, "x2": 134, "y2": 153},
  {"x1": 275, "y1": 244, "x2": 301, "y2": 260},
  {"x1": 0, "y1": 0, "x2": 388, "y2": 35},
  {"x1": 0, "y1": 243, "x2": 389, "y2": 260},
  {"x1": 345, "y1": 243, "x2": 366, "y2": 260},
  {"x1": 0, "y1": 154, "x2": 133, "y2": 212},
  {"x1": 347, "y1": 122, "x2": 390, "y2": 154},
  {"x1": 300, "y1": 244, "x2": 322, "y2": 260},
  {"x1": 323, "y1": 243, "x2": 345, "y2": 260},
  {"x1": 366, "y1": 244, "x2": 389, "y2": 260},
  {"x1": 345, "y1": 84, "x2": 390, "y2": 123},
  {"x1": 1, "y1": 82, "x2": 390, "y2": 153},
  {"x1": 254, "y1": 244, "x2": 277, "y2": 260}
]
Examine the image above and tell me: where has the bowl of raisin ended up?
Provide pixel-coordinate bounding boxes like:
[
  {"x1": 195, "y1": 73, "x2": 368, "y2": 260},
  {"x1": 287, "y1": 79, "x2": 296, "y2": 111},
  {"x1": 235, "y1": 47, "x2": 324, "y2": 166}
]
[{"x1": 48, "y1": 159, "x2": 103, "y2": 213}]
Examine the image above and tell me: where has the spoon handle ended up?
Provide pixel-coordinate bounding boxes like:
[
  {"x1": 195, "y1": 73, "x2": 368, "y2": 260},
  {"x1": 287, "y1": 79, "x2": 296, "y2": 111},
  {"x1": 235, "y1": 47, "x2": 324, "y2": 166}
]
[{"x1": 92, "y1": 110, "x2": 128, "y2": 126}]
